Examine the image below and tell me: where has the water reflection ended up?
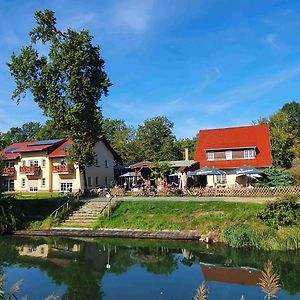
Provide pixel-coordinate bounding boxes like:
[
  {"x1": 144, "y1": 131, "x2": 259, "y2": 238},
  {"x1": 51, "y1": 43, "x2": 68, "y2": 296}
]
[{"x1": 0, "y1": 236, "x2": 299, "y2": 299}]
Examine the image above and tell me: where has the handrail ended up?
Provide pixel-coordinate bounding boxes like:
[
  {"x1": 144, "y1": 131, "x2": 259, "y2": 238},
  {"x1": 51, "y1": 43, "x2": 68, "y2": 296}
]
[
  {"x1": 99, "y1": 195, "x2": 115, "y2": 215},
  {"x1": 50, "y1": 195, "x2": 74, "y2": 218}
]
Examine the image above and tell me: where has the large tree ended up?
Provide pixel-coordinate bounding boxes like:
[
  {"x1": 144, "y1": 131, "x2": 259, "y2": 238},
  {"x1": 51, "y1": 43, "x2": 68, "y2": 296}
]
[
  {"x1": 135, "y1": 116, "x2": 178, "y2": 161},
  {"x1": 102, "y1": 118, "x2": 136, "y2": 163},
  {"x1": 257, "y1": 101, "x2": 300, "y2": 169},
  {"x1": 8, "y1": 9, "x2": 111, "y2": 188}
]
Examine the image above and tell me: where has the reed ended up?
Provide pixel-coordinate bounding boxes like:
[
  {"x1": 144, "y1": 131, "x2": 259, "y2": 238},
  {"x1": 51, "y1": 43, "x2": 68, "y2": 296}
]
[
  {"x1": 194, "y1": 282, "x2": 208, "y2": 300},
  {"x1": 258, "y1": 260, "x2": 281, "y2": 300}
]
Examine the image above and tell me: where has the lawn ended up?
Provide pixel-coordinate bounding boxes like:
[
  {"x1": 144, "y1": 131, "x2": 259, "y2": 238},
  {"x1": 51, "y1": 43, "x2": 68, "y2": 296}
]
[
  {"x1": 3, "y1": 193, "x2": 69, "y2": 222},
  {"x1": 94, "y1": 200, "x2": 263, "y2": 232}
]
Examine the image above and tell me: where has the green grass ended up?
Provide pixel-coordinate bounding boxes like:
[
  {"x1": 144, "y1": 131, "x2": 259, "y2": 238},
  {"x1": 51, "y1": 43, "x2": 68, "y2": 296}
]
[
  {"x1": 10, "y1": 192, "x2": 63, "y2": 200},
  {"x1": 94, "y1": 201, "x2": 263, "y2": 232}
]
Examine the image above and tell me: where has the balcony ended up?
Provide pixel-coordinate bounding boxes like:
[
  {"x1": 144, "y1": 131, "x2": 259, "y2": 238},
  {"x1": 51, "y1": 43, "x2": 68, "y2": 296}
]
[
  {"x1": 2, "y1": 167, "x2": 15, "y2": 176},
  {"x1": 20, "y1": 166, "x2": 41, "y2": 175},
  {"x1": 52, "y1": 165, "x2": 74, "y2": 174}
]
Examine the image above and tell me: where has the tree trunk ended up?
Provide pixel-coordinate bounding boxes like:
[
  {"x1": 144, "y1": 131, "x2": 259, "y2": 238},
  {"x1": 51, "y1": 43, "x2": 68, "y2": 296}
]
[{"x1": 80, "y1": 166, "x2": 87, "y2": 191}]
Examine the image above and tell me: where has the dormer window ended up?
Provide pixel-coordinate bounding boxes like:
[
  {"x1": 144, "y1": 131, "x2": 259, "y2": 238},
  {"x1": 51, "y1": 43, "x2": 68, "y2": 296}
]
[
  {"x1": 244, "y1": 149, "x2": 255, "y2": 159},
  {"x1": 207, "y1": 151, "x2": 214, "y2": 161}
]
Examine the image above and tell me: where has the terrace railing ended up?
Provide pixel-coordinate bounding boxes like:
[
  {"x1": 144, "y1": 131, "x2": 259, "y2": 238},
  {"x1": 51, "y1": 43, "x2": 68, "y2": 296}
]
[
  {"x1": 19, "y1": 166, "x2": 41, "y2": 175},
  {"x1": 2, "y1": 166, "x2": 16, "y2": 176},
  {"x1": 52, "y1": 165, "x2": 74, "y2": 174}
]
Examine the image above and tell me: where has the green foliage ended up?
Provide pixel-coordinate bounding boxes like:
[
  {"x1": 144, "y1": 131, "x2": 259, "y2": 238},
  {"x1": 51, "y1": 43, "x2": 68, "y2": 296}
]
[
  {"x1": 258, "y1": 101, "x2": 300, "y2": 168},
  {"x1": 102, "y1": 118, "x2": 136, "y2": 163},
  {"x1": 8, "y1": 9, "x2": 111, "y2": 189},
  {"x1": 223, "y1": 224, "x2": 300, "y2": 250},
  {"x1": 135, "y1": 116, "x2": 178, "y2": 161},
  {"x1": 151, "y1": 161, "x2": 173, "y2": 180},
  {"x1": 290, "y1": 157, "x2": 300, "y2": 185},
  {"x1": 259, "y1": 197, "x2": 300, "y2": 228},
  {"x1": 0, "y1": 196, "x2": 24, "y2": 234},
  {"x1": 258, "y1": 167, "x2": 294, "y2": 187}
]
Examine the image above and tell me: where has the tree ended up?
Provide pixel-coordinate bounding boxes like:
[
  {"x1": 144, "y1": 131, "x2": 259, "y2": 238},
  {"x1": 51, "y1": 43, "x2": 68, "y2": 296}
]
[
  {"x1": 174, "y1": 137, "x2": 197, "y2": 160},
  {"x1": 136, "y1": 116, "x2": 178, "y2": 161},
  {"x1": 290, "y1": 157, "x2": 300, "y2": 185},
  {"x1": 102, "y1": 118, "x2": 137, "y2": 163},
  {"x1": 281, "y1": 101, "x2": 300, "y2": 139},
  {"x1": 8, "y1": 9, "x2": 111, "y2": 189},
  {"x1": 258, "y1": 167, "x2": 294, "y2": 187}
]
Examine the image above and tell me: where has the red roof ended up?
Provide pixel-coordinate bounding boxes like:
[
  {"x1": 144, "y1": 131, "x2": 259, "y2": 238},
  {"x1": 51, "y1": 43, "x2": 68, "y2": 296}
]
[
  {"x1": 1, "y1": 139, "x2": 66, "y2": 160},
  {"x1": 49, "y1": 140, "x2": 73, "y2": 157},
  {"x1": 194, "y1": 124, "x2": 272, "y2": 169}
]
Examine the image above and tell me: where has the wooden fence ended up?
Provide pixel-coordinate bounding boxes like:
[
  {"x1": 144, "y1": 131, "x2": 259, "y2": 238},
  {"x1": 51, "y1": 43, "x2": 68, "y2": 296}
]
[
  {"x1": 185, "y1": 186, "x2": 300, "y2": 197},
  {"x1": 111, "y1": 186, "x2": 300, "y2": 198}
]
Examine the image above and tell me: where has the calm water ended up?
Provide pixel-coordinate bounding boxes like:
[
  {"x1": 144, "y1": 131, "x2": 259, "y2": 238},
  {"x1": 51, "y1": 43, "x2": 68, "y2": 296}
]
[{"x1": 0, "y1": 236, "x2": 300, "y2": 300}]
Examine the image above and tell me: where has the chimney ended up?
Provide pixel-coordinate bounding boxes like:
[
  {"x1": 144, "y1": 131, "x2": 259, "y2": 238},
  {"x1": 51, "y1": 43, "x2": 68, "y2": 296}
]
[{"x1": 184, "y1": 148, "x2": 189, "y2": 161}]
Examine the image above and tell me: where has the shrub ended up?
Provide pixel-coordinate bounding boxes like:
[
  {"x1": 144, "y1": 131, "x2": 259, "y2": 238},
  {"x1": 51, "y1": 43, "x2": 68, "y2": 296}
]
[
  {"x1": 257, "y1": 167, "x2": 294, "y2": 187},
  {"x1": 259, "y1": 196, "x2": 300, "y2": 228}
]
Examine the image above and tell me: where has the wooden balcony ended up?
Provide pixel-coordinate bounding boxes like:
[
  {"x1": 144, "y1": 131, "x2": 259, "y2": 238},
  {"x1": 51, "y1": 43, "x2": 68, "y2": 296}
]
[
  {"x1": 2, "y1": 167, "x2": 15, "y2": 176},
  {"x1": 20, "y1": 166, "x2": 41, "y2": 175},
  {"x1": 52, "y1": 165, "x2": 74, "y2": 174}
]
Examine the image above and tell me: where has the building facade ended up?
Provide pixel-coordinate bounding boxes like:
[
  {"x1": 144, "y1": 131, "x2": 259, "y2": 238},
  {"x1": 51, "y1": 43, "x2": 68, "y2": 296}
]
[
  {"x1": 194, "y1": 124, "x2": 273, "y2": 187},
  {"x1": 1, "y1": 137, "x2": 118, "y2": 192}
]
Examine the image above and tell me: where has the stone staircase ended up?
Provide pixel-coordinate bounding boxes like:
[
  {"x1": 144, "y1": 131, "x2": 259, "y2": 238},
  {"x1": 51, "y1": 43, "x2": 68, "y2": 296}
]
[{"x1": 60, "y1": 199, "x2": 110, "y2": 227}]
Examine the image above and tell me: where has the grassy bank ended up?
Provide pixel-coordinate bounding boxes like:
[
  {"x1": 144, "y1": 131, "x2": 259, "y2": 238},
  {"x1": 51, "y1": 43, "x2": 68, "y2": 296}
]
[
  {"x1": 94, "y1": 200, "x2": 300, "y2": 250},
  {"x1": 94, "y1": 201, "x2": 262, "y2": 232}
]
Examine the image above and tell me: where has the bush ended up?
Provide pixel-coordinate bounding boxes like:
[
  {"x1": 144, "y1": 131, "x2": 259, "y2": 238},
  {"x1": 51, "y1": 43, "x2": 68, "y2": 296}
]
[
  {"x1": 257, "y1": 167, "x2": 294, "y2": 187},
  {"x1": 259, "y1": 196, "x2": 300, "y2": 228}
]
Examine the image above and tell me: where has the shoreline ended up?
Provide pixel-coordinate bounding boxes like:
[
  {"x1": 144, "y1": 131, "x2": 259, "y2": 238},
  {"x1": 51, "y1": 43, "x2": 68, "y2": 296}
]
[{"x1": 12, "y1": 228, "x2": 203, "y2": 240}]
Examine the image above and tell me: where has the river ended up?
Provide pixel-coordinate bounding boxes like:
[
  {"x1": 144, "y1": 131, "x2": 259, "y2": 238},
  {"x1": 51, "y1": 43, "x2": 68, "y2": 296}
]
[{"x1": 0, "y1": 236, "x2": 299, "y2": 299}]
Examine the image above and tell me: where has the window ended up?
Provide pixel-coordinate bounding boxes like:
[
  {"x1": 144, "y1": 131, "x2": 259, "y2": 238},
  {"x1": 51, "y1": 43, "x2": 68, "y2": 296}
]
[
  {"x1": 105, "y1": 160, "x2": 108, "y2": 168},
  {"x1": 95, "y1": 159, "x2": 99, "y2": 167},
  {"x1": 29, "y1": 186, "x2": 38, "y2": 192},
  {"x1": 22, "y1": 160, "x2": 26, "y2": 167},
  {"x1": 5, "y1": 179, "x2": 14, "y2": 192},
  {"x1": 95, "y1": 176, "x2": 99, "y2": 186},
  {"x1": 225, "y1": 151, "x2": 232, "y2": 160},
  {"x1": 60, "y1": 182, "x2": 73, "y2": 192},
  {"x1": 207, "y1": 152, "x2": 214, "y2": 161},
  {"x1": 42, "y1": 159, "x2": 46, "y2": 167},
  {"x1": 21, "y1": 178, "x2": 26, "y2": 188},
  {"x1": 88, "y1": 176, "x2": 92, "y2": 187},
  {"x1": 5, "y1": 161, "x2": 14, "y2": 167},
  {"x1": 244, "y1": 149, "x2": 255, "y2": 159},
  {"x1": 60, "y1": 159, "x2": 66, "y2": 166},
  {"x1": 41, "y1": 178, "x2": 46, "y2": 187},
  {"x1": 216, "y1": 174, "x2": 227, "y2": 183},
  {"x1": 29, "y1": 160, "x2": 39, "y2": 167},
  {"x1": 105, "y1": 176, "x2": 109, "y2": 186}
]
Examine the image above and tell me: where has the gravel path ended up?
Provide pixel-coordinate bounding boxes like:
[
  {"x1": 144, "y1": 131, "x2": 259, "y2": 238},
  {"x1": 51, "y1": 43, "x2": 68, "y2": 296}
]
[{"x1": 92, "y1": 196, "x2": 276, "y2": 204}]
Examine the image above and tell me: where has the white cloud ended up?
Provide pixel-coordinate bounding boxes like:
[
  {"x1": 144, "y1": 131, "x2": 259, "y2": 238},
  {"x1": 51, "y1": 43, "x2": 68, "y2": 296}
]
[
  {"x1": 264, "y1": 33, "x2": 280, "y2": 50},
  {"x1": 113, "y1": 0, "x2": 155, "y2": 32}
]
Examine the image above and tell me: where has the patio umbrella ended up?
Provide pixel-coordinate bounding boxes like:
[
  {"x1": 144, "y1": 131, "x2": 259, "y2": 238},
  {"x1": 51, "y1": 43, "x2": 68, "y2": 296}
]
[
  {"x1": 228, "y1": 166, "x2": 264, "y2": 175},
  {"x1": 119, "y1": 172, "x2": 141, "y2": 178},
  {"x1": 190, "y1": 166, "x2": 226, "y2": 176}
]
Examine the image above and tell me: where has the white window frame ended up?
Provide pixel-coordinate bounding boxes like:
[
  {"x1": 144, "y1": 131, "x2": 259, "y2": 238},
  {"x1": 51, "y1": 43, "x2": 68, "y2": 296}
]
[
  {"x1": 41, "y1": 178, "x2": 46, "y2": 187},
  {"x1": 60, "y1": 182, "x2": 73, "y2": 192},
  {"x1": 216, "y1": 174, "x2": 227, "y2": 183},
  {"x1": 95, "y1": 159, "x2": 99, "y2": 167},
  {"x1": 29, "y1": 186, "x2": 38, "y2": 192},
  {"x1": 22, "y1": 160, "x2": 26, "y2": 167},
  {"x1": 244, "y1": 149, "x2": 255, "y2": 159},
  {"x1": 225, "y1": 151, "x2": 232, "y2": 160},
  {"x1": 207, "y1": 151, "x2": 214, "y2": 161},
  {"x1": 29, "y1": 160, "x2": 39, "y2": 167},
  {"x1": 41, "y1": 159, "x2": 46, "y2": 168},
  {"x1": 21, "y1": 178, "x2": 26, "y2": 188},
  {"x1": 95, "y1": 176, "x2": 99, "y2": 186}
]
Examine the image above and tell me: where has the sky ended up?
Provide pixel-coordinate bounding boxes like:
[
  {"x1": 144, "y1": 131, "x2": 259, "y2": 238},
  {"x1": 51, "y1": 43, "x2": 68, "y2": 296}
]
[{"x1": 1, "y1": 0, "x2": 300, "y2": 139}]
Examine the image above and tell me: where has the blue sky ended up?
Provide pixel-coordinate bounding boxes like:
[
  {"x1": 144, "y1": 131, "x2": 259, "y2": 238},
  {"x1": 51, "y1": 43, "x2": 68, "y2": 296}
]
[{"x1": 1, "y1": 0, "x2": 300, "y2": 138}]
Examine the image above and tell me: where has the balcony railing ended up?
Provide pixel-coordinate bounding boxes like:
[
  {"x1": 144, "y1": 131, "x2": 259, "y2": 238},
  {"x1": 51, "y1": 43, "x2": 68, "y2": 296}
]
[
  {"x1": 52, "y1": 165, "x2": 74, "y2": 174},
  {"x1": 20, "y1": 166, "x2": 41, "y2": 175},
  {"x1": 2, "y1": 167, "x2": 15, "y2": 176}
]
